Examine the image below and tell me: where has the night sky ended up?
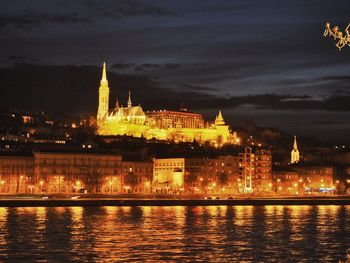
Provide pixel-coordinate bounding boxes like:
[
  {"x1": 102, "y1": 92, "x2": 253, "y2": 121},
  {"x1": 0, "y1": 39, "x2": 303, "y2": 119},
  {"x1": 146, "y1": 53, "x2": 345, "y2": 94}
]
[{"x1": 1, "y1": 0, "x2": 350, "y2": 142}]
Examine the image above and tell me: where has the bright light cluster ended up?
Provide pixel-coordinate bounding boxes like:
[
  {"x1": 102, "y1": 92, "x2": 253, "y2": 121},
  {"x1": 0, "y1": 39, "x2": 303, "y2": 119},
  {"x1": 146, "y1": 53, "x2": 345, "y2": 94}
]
[{"x1": 324, "y1": 22, "x2": 350, "y2": 51}]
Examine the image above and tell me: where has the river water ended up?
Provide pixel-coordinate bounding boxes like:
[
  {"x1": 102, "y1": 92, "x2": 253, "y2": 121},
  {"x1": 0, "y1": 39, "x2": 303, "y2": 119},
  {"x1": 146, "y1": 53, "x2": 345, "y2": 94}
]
[{"x1": 0, "y1": 205, "x2": 349, "y2": 262}]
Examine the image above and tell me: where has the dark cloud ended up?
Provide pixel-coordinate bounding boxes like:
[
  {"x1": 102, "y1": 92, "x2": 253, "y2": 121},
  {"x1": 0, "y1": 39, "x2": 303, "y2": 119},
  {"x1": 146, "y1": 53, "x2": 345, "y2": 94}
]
[
  {"x1": 0, "y1": 0, "x2": 172, "y2": 29},
  {"x1": 7, "y1": 55, "x2": 42, "y2": 64},
  {"x1": 111, "y1": 63, "x2": 136, "y2": 69},
  {"x1": 83, "y1": 0, "x2": 174, "y2": 18},
  {"x1": 183, "y1": 84, "x2": 218, "y2": 92},
  {"x1": 321, "y1": 75, "x2": 350, "y2": 81},
  {"x1": 111, "y1": 62, "x2": 204, "y2": 72},
  {"x1": 0, "y1": 11, "x2": 91, "y2": 29},
  {"x1": 311, "y1": 120, "x2": 343, "y2": 125},
  {"x1": 2, "y1": 64, "x2": 350, "y2": 115}
]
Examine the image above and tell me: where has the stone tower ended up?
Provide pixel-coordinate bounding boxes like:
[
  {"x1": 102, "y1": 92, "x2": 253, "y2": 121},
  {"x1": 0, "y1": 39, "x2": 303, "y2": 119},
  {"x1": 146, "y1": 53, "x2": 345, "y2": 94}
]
[
  {"x1": 290, "y1": 135, "x2": 300, "y2": 164},
  {"x1": 215, "y1": 110, "x2": 225, "y2": 126},
  {"x1": 97, "y1": 62, "x2": 110, "y2": 126}
]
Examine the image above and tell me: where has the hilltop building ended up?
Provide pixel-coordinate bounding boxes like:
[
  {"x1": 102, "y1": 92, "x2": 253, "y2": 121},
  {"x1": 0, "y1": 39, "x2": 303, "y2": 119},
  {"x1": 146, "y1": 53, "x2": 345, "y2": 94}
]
[{"x1": 96, "y1": 63, "x2": 237, "y2": 145}]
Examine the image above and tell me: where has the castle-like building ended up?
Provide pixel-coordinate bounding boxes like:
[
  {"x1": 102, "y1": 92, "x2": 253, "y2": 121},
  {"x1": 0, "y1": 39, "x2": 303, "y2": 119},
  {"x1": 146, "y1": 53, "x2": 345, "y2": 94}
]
[{"x1": 97, "y1": 63, "x2": 238, "y2": 145}]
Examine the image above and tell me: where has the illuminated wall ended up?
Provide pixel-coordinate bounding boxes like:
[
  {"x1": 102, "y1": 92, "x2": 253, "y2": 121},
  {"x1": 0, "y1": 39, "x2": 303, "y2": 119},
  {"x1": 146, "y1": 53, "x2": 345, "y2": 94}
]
[{"x1": 96, "y1": 63, "x2": 238, "y2": 146}]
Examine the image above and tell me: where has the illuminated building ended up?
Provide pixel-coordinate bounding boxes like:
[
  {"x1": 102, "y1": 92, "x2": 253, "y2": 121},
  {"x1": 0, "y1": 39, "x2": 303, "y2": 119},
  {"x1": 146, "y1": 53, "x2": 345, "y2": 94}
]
[
  {"x1": 153, "y1": 158, "x2": 185, "y2": 194},
  {"x1": 239, "y1": 148, "x2": 273, "y2": 193},
  {"x1": 293, "y1": 165, "x2": 334, "y2": 193},
  {"x1": 146, "y1": 109, "x2": 205, "y2": 129},
  {"x1": 273, "y1": 165, "x2": 334, "y2": 194},
  {"x1": 291, "y1": 136, "x2": 300, "y2": 164},
  {"x1": 96, "y1": 62, "x2": 238, "y2": 145},
  {"x1": 33, "y1": 151, "x2": 123, "y2": 194},
  {"x1": 0, "y1": 150, "x2": 155, "y2": 195},
  {"x1": 153, "y1": 155, "x2": 244, "y2": 195},
  {"x1": 272, "y1": 167, "x2": 300, "y2": 194},
  {"x1": 0, "y1": 154, "x2": 34, "y2": 194},
  {"x1": 121, "y1": 160, "x2": 153, "y2": 194}
]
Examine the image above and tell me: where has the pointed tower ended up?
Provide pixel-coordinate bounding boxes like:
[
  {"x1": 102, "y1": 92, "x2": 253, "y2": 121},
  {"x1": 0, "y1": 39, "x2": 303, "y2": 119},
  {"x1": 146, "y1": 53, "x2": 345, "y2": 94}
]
[
  {"x1": 97, "y1": 62, "x2": 110, "y2": 126},
  {"x1": 290, "y1": 135, "x2": 300, "y2": 164},
  {"x1": 215, "y1": 110, "x2": 225, "y2": 126},
  {"x1": 127, "y1": 90, "x2": 132, "y2": 108}
]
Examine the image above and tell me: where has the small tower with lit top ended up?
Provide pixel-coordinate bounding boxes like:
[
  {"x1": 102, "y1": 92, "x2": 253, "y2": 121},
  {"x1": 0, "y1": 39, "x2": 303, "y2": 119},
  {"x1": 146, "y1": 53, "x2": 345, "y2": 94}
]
[
  {"x1": 215, "y1": 110, "x2": 225, "y2": 126},
  {"x1": 290, "y1": 135, "x2": 300, "y2": 164}
]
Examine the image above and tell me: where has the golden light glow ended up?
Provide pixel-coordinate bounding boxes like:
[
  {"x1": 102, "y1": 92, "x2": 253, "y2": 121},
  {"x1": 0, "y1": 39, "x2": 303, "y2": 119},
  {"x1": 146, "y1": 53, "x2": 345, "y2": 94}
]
[
  {"x1": 96, "y1": 63, "x2": 239, "y2": 146},
  {"x1": 324, "y1": 22, "x2": 350, "y2": 50}
]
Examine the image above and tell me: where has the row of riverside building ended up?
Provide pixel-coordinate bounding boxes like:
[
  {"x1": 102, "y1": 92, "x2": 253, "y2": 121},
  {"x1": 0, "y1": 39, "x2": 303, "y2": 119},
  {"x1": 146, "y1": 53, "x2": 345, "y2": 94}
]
[{"x1": 0, "y1": 147, "x2": 335, "y2": 195}]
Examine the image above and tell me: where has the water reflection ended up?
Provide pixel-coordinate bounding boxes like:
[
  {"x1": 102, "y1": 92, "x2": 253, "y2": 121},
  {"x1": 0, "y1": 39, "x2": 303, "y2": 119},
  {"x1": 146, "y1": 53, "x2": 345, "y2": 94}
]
[{"x1": 0, "y1": 205, "x2": 349, "y2": 262}]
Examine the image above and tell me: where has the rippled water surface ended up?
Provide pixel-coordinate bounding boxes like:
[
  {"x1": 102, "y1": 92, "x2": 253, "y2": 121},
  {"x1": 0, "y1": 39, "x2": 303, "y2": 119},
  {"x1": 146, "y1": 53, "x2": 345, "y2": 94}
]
[{"x1": 0, "y1": 205, "x2": 349, "y2": 262}]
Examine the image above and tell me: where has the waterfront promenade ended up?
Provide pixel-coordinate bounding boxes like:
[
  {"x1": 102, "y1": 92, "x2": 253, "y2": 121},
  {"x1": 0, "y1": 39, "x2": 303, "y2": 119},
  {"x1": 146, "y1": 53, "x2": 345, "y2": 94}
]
[{"x1": 1, "y1": 195, "x2": 350, "y2": 207}]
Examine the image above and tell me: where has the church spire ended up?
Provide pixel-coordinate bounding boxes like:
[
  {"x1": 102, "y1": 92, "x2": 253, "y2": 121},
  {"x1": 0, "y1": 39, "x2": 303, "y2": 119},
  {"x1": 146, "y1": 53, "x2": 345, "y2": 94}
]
[
  {"x1": 102, "y1": 62, "x2": 107, "y2": 82},
  {"x1": 128, "y1": 90, "x2": 132, "y2": 108},
  {"x1": 291, "y1": 135, "x2": 300, "y2": 164},
  {"x1": 293, "y1": 135, "x2": 298, "y2": 151},
  {"x1": 97, "y1": 62, "x2": 110, "y2": 126}
]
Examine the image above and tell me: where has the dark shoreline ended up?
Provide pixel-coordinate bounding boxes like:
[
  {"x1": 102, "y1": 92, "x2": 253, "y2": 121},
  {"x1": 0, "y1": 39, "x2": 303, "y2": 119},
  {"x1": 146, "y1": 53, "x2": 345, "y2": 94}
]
[{"x1": 1, "y1": 197, "x2": 350, "y2": 207}]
